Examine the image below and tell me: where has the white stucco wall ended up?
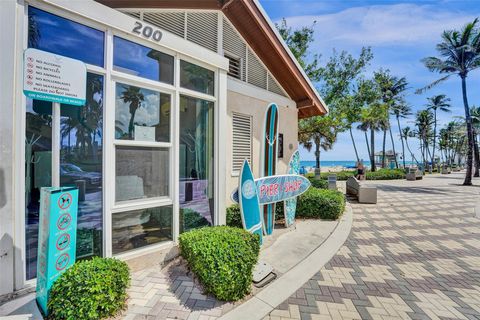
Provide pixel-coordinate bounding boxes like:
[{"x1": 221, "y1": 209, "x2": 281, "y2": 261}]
[{"x1": 225, "y1": 79, "x2": 298, "y2": 206}]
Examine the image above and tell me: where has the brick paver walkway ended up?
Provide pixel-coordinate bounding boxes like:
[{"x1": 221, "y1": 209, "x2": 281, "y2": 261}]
[{"x1": 267, "y1": 174, "x2": 480, "y2": 320}]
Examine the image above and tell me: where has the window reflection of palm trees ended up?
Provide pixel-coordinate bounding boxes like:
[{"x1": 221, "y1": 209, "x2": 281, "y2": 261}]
[
  {"x1": 120, "y1": 85, "x2": 145, "y2": 139},
  {"x1": 60, "y1": 74, "x2": 103, "y2": 160}
]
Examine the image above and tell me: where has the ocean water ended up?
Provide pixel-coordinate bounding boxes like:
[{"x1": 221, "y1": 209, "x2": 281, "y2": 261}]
[
  {"x1": 300, "y1": 160, "x2": 416, "y2": 168},
  {"x1": 300, "y1": 160, "x2": 362, "y2": 168}
]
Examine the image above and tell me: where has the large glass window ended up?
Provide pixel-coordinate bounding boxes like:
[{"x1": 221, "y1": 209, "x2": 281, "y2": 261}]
[
  {"x1": 28, "y1": 6, "x2": 104, "y2": 67},
  {"x1": 179, "y1": 95, "x2": 214, "y2": 232},
  {"x1": 60, "y1": 73, "x2": 104, "y2": 259},
  {"x1": 115, "y1": 146, "x2": 169, "y2": 202},
  {"x1": 113, "y1": 36, "x2": 174, "y2": 84},
  {"x1": 112, "y1": 205, "x2": 173, "y2": 254},
  {"x1": 115, "y1": 83, "x2": 171, "y2": 142},
  {"x1": 180, "y1": 60, "x2": 215, "y2": 96},
  {"x1": 25, "y1": 73, "x2": 104, "y2": 280}
]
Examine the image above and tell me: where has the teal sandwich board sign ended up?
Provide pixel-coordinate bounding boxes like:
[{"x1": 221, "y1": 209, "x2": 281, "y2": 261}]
[{"x1": 36, "y1": 187, "x2": 78, "y2": 316}]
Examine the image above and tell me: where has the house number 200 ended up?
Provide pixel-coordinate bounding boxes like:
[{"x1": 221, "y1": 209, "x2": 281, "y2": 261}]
[{"x1": 132, "y1": 21, "x2": 163, "y2": 42}]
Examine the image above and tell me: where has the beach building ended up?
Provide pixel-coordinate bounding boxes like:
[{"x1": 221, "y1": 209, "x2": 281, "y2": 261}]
[
  {"x1": 374, "y1": 150, "x2": 399, "y2": 168},
  {"x1": 0, "y1": 0, "x2": 328, "y2": 297}
]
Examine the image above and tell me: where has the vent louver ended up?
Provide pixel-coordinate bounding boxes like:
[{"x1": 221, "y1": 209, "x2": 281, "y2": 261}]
[
  {"x1": 247, "y1": 49, "x2": 267, "y2": 89},
  {"x1": 268, "y1": 73, "x2": 286, "y2": 97},
  {"x1": 143, "y1": 12, "x2": 185, "y2": 38},
  {"x1": 232, "y1": 112, "x2": 252, "y2": 173},
  {"x1": 223, "y1": 18, "x2": 246, "y2": 80},
  {"x1": 186, "y1": 12, "x2": 218, "y2": 52}
]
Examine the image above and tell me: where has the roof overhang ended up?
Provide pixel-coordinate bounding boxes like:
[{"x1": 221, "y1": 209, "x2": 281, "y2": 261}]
[{"x1": 96, "y1": 0, "x2": 328, "y2": 118}]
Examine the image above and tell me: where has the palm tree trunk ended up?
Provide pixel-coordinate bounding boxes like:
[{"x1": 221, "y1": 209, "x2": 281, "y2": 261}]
[
  {"x1": 364, "y1": 131, "x2": 371, "y2": 161},
  {"x1": 473, "y1": 128, "x2": 479, "y2": 177},
  {"x1": 461, "y1": 76, "x2": 473, "y2": 185},
  {"x1": 432, "y1": 110, "x2": 437, "y2": 167},
  {"x1": 388, "y1": 126, "x2": 398, "y2": 168},
  {"x1": 349, "y1": 127, "x2": 360, "y2": 162},
  {"x1": 397, "y1": 117, "x2": 406, "y2": 168},
  {"x1": 370, "y1": 129, "x2": 376, "y2": 172},
  {"x1": 382, "y1": 129, "x2": 387, "y2": 168},
  {"x1": 405, "y1": 138, "x2": 419, "y2": 165}
]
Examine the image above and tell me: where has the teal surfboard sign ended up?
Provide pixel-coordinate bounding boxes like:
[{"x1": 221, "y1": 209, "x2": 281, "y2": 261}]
[
  {"x1": 231, "y1": 174, "x2": 310, "y2": 205},
  {"x1": 238, "y1": 160, "x2": 263, "y2": 245},
  {"x1": 262, "y1": 103, "x2": 279, "y2": 235},
  {"x1": 284, "y1": 150, "x2": 300, "y2": 227}
]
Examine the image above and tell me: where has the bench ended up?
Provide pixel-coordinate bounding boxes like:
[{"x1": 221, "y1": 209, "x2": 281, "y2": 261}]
[
  {"x1": 346, "y1": 176, "x2": 377, "y2": 204},
  {"x1": 406, "y1": 167, "x2": 423, "y2": 181}
]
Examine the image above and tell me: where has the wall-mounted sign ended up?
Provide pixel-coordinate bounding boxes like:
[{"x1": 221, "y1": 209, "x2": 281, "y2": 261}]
[
  {"x1": 232, "y1": 174, "x2": 310, "y2": 205},
  {"x1": 23, "y1": 48, "x2": 86, "y2": 106},
  {"x1": 36, "y1": 187, "x2": 78, "y2": 316}
]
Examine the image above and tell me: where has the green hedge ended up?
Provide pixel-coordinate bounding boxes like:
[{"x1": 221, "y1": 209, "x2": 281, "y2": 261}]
[
  {"x1": 297, "y1": 188, "x2": 345, "y2": 220},
  {"x1": 179, "y1": 226, "x2": 260, "y2": 301},
  {"x1": 48, "y1": 257, "x2": 130, "y2": 320},
  {"x1": 365, "y1": 168, "x2": 405, "y2": 180},
  {"x1": 306, "y1": 169, "x2": 406, "y2": 180},
  {"x1": 306, "y1": 171, "x2": 355, "y2": 181},
  {"x1": 226, "y1": 204, "x2": 243, "y2": 228}
]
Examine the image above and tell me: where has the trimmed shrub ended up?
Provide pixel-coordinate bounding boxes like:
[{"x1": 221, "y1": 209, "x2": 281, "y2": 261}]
[
  {"x1": 366, "y1": 168, "x2": 405, "y2": 180},
  {"x1": 48, "y1": 257, "x2": 130, "y2": 320},
  {"x1": 226, "y1": 204, "x2": 243, "y2": 228},
  {"x1": 308, "y1": 178, "x2": 328, "y2": 189},
  {"x1": 297, "y1": 188, "x2": 345, "y2": 220},
  {"x1": 179, "y1": 226, "x2": 260, "y2": 301}
]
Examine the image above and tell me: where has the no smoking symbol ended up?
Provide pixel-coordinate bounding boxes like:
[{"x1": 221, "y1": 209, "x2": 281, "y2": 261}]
[{"x1": 58, "y1": 193, "x2": 72, "y2": 210}]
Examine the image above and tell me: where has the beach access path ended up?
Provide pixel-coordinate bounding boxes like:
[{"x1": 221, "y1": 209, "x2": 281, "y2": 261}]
[{"x1": 266, "y1": 172, "x2": 480, "y2": 320}]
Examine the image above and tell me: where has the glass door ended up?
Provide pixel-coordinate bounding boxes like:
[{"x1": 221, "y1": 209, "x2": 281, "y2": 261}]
[{"x1": 179, "y1": 95, "x2": 215, "y2": 233}]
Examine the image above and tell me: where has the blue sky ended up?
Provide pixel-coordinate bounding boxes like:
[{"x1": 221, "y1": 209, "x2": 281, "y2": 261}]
[{"x1": 259, "y1": 0, "x2": 480, "y2": 162}]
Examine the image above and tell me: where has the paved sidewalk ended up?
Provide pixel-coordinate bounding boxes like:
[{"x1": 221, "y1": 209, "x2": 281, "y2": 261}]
[{"x1": 266, "y1": 173, "x2": 480, "y2": 320}]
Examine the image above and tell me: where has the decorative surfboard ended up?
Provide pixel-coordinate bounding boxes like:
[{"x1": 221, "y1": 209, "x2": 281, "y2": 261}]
[
  {"x1": 238, "y1": 160, "x2": 263, "y2": 245},
  {"x1": 284, "y1": 150, "x2": 300, "y2": 227},
  {"x1": 231, "y1": 174, "x2": 310, "y2": 205},
  {"x1": 261, "y1": 103, "x2": 279, "y2": 235}
]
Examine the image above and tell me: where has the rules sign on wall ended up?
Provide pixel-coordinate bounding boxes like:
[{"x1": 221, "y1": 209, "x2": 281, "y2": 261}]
[
  {"x1": 36, "y1": 187, "x2": 78, "y2": 316},
  {"x1": 23, "y1": 48, "x2": 86, "y2": 106}
]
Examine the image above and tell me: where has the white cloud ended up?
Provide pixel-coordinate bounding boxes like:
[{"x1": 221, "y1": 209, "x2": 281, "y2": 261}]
[{"x1": 283, "y1": 3, "x2": 476, "y2": 47}]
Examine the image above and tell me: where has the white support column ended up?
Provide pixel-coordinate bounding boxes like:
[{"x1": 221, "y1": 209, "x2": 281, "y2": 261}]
[
  {"x1": 216, "y1": 69, "x2": 228, "y2": 226},
  {"x1": 52, "y1": 102, "x2": 61, "y2": 187},
  {"x1": 0, "y1": 0, "x2": 18, "y2": 297},
  {"x1": 103, "y1": 29, "x2": 114, "y2": 258},
  {"x1": 173, "y1": 56, "x2": 180, "y2": 242}
]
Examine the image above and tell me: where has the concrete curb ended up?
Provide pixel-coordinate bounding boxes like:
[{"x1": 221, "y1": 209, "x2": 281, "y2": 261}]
[{"x1": 219, "y1": 204, "x2": 354, "y2": 320}]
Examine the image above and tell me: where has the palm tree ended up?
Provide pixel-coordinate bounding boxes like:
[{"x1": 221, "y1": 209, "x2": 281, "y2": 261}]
[
  {"x1": 401, "y1": 126, "x2": 419, "y2": 165},
  {"x1": 120, "y1": 85, "x2": 145, "y2": 139},
  {"x1": 419, "y1": 18, "x2": 480, "y2": 185},
  {"x1": 415, "y1": 109, "x2": 434, "y2": 171},
  {"x1": 298, "y1": 115, "x2": 338, "y2": 178},
  {"x1": 391, "y1": 103, "x2": 412, "y2": 168},
  {"x1": 426, "y1": 94, "x2": 451, "y2": 169},
  {"x1": 358, "y1": 103, "x2": 388, "y2": 172},
  {"x1": 374, "y1": 70, "x2": 408, "y2": 168},
  {"x1": 469, "y1": 106, "x2": 480, "y2": 176}
]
